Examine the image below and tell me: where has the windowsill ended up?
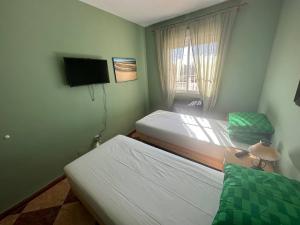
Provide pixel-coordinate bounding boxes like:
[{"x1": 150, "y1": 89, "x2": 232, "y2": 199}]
[
  {"x1": 172, "y1": 98, "x2": 203, "y2": 116},
  {"x1": 175, "y1": 91, "x2": 200, "y2": 99}
]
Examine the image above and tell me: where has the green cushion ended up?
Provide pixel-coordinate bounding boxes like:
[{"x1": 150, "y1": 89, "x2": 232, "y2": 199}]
[
  {"x1": 228, "y1": 112, "x2": 274, "y2": 134},
  {"x1": 213, "y1": 164, "x2": 300, "y2": 225},
  {"x1": 228, "y1": 112, "x2": 274, "y2": 144}
]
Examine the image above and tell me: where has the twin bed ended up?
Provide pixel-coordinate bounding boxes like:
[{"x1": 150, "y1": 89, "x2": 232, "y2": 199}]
[
  {"x1": 65, "y1": 135, "x2": 224, "y2": 225},
  {"x1": 135, "y1": 110, "x2": 249, "y2": 170},
  {"x1": 64, "y1": 110, "x2": 299, "y2": 225}
]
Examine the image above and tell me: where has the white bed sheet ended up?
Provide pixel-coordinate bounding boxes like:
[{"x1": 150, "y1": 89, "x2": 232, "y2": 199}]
[
  {"x1": 64, "y1": 135, "x2": 224, "y2": 225},
  {"x1": 136, "y1": 110, "x2": 250, "y2": 154}
]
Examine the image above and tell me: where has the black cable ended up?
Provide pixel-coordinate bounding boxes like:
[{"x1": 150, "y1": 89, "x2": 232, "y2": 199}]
[
  {"x1": 99, "y1": 84, "x2": 107, "y2": 135},
  {"x1": 88, "y1": 85, "x2": 95, "y2": 101}
]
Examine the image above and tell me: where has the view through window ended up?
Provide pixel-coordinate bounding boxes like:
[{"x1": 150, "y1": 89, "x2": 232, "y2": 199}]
[{"x1": 173, "y1": 30, "x2": 218, "y2": 94}]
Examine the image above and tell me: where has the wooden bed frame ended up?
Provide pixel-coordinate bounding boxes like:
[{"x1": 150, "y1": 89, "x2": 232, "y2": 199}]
[{"x1": 130, "y1": 131, "x2": 225, "y2": 171}]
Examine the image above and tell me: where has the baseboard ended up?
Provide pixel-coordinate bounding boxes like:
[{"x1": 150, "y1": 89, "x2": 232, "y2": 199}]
[
  {"x1": 0, "y1": 175, "x2": 65, "y2": 220},
  {"x1": 127, "y1": 129, "x2": 136, "y2": 137}
]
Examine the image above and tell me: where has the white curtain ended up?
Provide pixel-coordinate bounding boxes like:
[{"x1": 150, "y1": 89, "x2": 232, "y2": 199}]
[
  {"x1": 155, "y1": 25, "x2": 186, "y2": 108},
  {"x1": 189, "y1": 9, "x2": 237, "y2": 111}
]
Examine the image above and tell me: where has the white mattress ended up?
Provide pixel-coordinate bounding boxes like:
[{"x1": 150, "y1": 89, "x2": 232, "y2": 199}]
[
  {"x1": 64, "y1": 135, "x2": 224, "y2": 225},
  {"x1": 136, "y1": 110, "x2": 250, "y2": 155}
]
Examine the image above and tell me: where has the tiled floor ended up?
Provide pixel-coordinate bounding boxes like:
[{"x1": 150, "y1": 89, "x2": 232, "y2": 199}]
[{"x1": 0, "y1": 179, "x2": 100, "y2": 225}]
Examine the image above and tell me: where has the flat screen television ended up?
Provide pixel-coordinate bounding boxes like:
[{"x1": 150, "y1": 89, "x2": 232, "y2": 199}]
[
  {"x1": 64, "y1": 57, "x2": 110, "y2": 86},
  {"x1": 295, "y1": 80, "x2": 300, "y2": 106}
]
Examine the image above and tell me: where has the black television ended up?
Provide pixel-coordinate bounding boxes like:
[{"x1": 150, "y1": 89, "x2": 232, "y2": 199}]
[
  {"x1": 64, "y1": 57, "x2": 110, "y2": 86},
  {"x1": 295, "y1": 80, "x2": 300, "y2": 106}
]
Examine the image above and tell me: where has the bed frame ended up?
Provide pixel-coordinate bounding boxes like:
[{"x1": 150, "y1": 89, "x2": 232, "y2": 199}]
[{"x1": 130, "y1": 131, "x2": 225, "y2": 171}]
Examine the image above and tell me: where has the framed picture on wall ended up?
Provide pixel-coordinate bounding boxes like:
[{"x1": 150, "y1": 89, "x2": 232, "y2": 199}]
[{"x1": 112, "y1": 57, "x2": 137, "y2": 82}]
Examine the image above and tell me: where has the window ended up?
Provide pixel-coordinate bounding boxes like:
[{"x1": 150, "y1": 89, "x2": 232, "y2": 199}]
[
  {"x1": 174, "y1": 33, "x2": 198, "y2": 93},
  {"x1": 173, "y1": 30, "x2": 218, "y2": 94}
]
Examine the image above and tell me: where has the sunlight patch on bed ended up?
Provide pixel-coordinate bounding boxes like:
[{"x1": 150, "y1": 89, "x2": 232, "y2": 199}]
[
  {"x1": 183, "y1": 123, "x2": 210, "y2": 142},
  {"x1": 204, "y1": 128, "x2": 220, "y2": 145},
  {"x1": 180, "y1": 114, "x2": 198, "y2": 125},
  {"x1": 180, "y1": 114, "x2": 232, "y2": 146},
  {"x1": 196, "y1": 118, "x2": 212, "y2": 128}
]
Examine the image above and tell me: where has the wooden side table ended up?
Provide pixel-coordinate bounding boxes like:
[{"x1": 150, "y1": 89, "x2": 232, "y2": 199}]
[{"x1": 224, "y1": 148, "x2": 274, "y2": 172}]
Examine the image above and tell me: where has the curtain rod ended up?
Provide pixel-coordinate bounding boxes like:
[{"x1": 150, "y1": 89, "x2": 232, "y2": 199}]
[{"x1": 152, "y1": 2, "x2": 248, "y2": 32}]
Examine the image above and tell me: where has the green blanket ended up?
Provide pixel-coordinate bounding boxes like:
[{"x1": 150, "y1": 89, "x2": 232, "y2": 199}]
[
  {"x1": 228, "y1": 112, "x2": 274, "y2": 144},
  {"x1": 213, "y1": 164, "x2": 300, "y2": 225},
  {"x1": 229, "y1": 133, "x2": 272, "y2": 145}
]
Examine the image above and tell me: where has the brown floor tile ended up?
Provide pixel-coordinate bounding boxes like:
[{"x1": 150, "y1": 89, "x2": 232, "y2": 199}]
[
  {"x1": 22, "y1": 179, "x2": 70, "y2": 213},
  {"x1": 0, "y1": 214, "x2": 20, "y2": 225},
  {"x1": 1, "y1": 179, "x2": 100, "y2": 225},
  {"x1": 63, "y1": 190, "x2": 78, "y2": 204},
  {"x1": 14, "y1": 207, "x2": 60, "y2": 225},
  {"x1": 53, "y1": 202, "x2": 96, "y2": 225}
]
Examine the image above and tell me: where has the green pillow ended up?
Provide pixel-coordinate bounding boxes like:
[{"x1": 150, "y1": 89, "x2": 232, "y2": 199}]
[
  {"x1": 228, "y1": 112, "x2": 275, "y2": 134},
  {"x1": 213, "y1": 164, "x2": 300, "y2": 225}
]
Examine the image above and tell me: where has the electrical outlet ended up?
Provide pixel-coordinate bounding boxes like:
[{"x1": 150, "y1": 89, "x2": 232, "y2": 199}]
[{"x1": 94, "y1": 134, "x2": 102, "y2": 143}]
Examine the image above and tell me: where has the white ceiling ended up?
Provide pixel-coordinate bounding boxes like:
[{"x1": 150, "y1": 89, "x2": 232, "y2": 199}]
[{"x1": 79, "y1": 0, "x2": 227, "y2": 27}]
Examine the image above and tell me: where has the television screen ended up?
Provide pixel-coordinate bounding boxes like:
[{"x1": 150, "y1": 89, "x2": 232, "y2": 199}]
[
  {"x1": 64, "y1": 57, "x2": 110, "y2": 86},
  {"x1": 295, "y1": 80, "x2": 300, "y2": 106}
]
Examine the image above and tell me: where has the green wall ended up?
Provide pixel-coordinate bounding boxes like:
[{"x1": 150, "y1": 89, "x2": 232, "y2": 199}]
[
  {"x1": 0, "y1": 0, "x2": 148, "y2": 212},
  {"x1": 258, "y1": 0, "x2": 300, "y2": 180},
  {"x1": 145, "y1": 0, "x2": 282, "y2": 113}
]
